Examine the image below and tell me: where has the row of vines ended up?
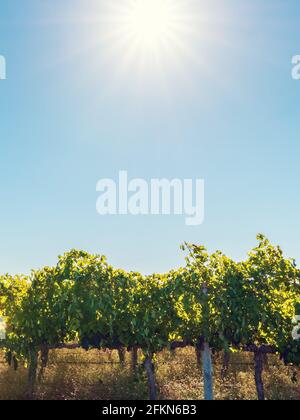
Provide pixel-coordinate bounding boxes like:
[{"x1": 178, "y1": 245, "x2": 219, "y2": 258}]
[{"x1": 0, "y1": 235, "x2": 299, "y2": 400}]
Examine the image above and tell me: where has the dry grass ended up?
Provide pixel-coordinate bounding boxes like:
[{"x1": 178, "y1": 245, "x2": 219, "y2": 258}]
[{"x1": 0, "y1": 348, "x2": 299, "y2": 400}]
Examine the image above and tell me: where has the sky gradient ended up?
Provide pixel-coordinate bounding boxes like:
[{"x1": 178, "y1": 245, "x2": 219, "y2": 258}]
[{"x1": 0, "y1": 0, "x2": 299, "y2": 274}]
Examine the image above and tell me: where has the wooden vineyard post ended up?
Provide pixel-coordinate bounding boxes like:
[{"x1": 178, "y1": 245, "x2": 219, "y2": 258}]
[
  {"x1": 144, "y1": 354, "x2": 157, "y2": 400},
  {"x1": 26, "y1": 347, "x2": 38, "y2": 400},
  {"x1": 201, "y1": 283, "x2": 214, "y2": 401},
  {"x1": 202, "y1": 342, "x2": 214, "y2": 401},
  {"x1": 254, "y1": 349, "x2": 265, "y2": 401}
]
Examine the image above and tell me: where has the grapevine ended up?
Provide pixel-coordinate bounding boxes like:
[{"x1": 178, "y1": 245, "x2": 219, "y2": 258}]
[{"x1": 0, "y1": 235, "x2": 299, "y2": 400}]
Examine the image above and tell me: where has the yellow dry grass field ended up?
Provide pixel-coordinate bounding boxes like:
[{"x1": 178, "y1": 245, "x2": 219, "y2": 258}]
[{"x1": 0, "y1": 348, "x2": 299, "y2": 400}]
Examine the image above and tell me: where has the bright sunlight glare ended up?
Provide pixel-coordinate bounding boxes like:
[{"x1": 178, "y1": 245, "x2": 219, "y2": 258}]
[
  {"x1": 54, "y1": 0, "x2": 229, "y2": 89},
  {"x1": 126, "y1": 0, "x2": 174, "y2": 46}
]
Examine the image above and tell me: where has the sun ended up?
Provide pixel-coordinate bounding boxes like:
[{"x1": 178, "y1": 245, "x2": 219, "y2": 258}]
[
  {"x1": 125, "y1": 0, "x2": 174, "y2": 47},
  {"x1": 55, "y1": 0, "x2": 226, "y2": 88},
  {"x1": 97, "y1": 0, "x2": 208, "y2": 85}
]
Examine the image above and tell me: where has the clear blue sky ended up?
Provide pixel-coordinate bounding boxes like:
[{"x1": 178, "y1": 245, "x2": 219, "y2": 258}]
[{"x1": 0, "y1": 0, "x2": 299, "y2": 274}]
